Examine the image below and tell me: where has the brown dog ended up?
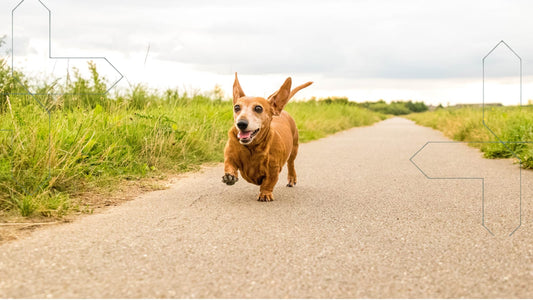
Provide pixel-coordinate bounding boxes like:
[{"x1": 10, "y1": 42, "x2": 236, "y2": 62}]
[{"x1": 222, "y1": 73, "x2": 312, "y2": 201}]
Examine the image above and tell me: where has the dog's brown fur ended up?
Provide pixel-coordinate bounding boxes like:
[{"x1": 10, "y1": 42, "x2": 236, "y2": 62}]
[{"x1": 222, "y1": 73, "x2": 312, "y2": 201}]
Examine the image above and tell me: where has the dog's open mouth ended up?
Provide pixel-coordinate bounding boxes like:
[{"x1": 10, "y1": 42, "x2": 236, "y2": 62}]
[{"x1": 237, "y1": 128, "x2": 260, "y2": 144}]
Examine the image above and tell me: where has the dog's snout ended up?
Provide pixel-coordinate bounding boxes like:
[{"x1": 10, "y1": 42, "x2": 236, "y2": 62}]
[{"x1": 237, "y1": 120, "x2": 248, "y2": 130}]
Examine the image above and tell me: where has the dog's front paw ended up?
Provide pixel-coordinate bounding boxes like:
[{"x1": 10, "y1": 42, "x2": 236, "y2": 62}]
[
  {"x1": 222, "y1": 173, "x2": 238, "y2": 185},
  {"x1": 287, "y1": 177, "x2": 296, "y2": 187},
  {"x1": 257, "y1": 191, "x2": 274, "y2": 202}
]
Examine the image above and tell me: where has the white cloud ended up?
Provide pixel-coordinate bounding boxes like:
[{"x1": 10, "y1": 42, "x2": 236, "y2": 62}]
[{"x1": 1, "y1": 0, "x2": 533, "y2": 104}]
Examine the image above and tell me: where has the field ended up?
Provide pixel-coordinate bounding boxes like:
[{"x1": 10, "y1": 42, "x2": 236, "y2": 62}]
[
  {"x1": 407, "y1": 106, "x2": 533, "y2": 168},
  {"x1": 0, "y1": 61, "x2": 387, "y2": 219}
]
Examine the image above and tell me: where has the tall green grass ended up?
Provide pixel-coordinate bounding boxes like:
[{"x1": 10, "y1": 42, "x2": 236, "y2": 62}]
[
  {"x1": 286, "y1": 100, "x2": 387, "y2": 142},
  {"x1": 0, "y1": 95, "x2": 234, "y2": 218},
  {"x1": 407, "y1": 106, "x2": 533, "y2": 168},
  {"x1": 0, "y1": 60, "x2": 386, "y2": 218}
]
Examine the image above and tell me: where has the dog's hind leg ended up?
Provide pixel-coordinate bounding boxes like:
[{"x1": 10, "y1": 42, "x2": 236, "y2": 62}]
[{"x1": 286, "y1": 142, "x2": 298, "y2": 187}]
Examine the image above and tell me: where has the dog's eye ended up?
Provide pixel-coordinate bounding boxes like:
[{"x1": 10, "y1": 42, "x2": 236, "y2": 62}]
[
  {"x1": 254, "y1": 105, "x2": 263, "y2": 113},
  {"x1": 234, "y1": 105, "x2": 241, "y2": 113}
]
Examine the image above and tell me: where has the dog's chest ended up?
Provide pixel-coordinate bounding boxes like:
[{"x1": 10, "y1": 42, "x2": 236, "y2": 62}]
[{"x1": 238, "y1": 152, "x2": 268, "y2": 185}]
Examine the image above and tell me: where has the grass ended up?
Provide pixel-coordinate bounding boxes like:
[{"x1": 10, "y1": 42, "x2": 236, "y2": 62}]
[
  {"x1": 0, "y1": 61, "x2": 387, "y2": 219},
  {"x1": 406, "y1": 106, "x2": 533, "y2": 168},
  {"x1": 285, "y1": 100, "x2": 387, "y2": 142}
]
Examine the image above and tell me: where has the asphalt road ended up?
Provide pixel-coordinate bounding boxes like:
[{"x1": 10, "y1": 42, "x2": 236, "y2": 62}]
[{"x1": 1, "y1": 117, "x2": 532, "y2": 298}]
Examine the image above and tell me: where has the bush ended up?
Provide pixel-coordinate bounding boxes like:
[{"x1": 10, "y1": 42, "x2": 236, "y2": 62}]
[{"x1": 358, "y1": 100, "x2": 428, "y2": 115}]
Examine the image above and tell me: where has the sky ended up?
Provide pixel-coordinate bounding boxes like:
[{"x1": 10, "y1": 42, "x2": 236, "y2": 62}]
[{"x1": 1, "y1": 0, "x2": 532, "y2": 105}]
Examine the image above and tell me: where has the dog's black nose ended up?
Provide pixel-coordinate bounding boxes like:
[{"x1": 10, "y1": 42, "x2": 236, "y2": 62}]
[{"x1": 236, "y1": 120, "x2": 248, "y2": 130}]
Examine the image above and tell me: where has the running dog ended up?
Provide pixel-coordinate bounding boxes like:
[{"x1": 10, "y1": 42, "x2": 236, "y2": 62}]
[{"x1": 222, "y1": 73, "x2": 312, "y2": 201}]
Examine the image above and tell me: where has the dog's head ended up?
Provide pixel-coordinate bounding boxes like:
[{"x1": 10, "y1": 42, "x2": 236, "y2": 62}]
[{"x1": 231, "y1": 73, "x2": 312, "y2": 145}]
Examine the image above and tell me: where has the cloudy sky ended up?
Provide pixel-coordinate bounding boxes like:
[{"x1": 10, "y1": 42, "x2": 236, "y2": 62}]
[{"x1": 1, "y1": 0, "x2": 532, "y2": 105}]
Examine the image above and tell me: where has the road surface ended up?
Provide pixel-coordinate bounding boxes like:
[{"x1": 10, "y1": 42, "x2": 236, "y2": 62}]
[{"x1": 1, "y1": 117, "x2": 532, "y2": 298}]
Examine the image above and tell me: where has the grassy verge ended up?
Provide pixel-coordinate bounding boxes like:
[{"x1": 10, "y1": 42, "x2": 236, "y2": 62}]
[
  {"x1": 0, "y1": 90, "x2": 386, "y2": 219},
  {"x1": 285, "y1": 100, "x2": 387, "y2": 142},
  {"x1": 406, "y1": 106, "x2": 533, "y2": 168}
]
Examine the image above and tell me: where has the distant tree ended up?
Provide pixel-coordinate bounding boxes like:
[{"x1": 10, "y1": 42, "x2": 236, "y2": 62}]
[
  {"x1": 356, "y1": 99, "x2": 428, "y2": 115},
  {"x1": 405, "y1": 100, "x2": 428, "y2": 113}
]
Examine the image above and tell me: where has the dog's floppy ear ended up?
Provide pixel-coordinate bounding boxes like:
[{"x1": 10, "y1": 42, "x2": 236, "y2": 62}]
[
  {"x1": 233, "y1": 72, "x2": 245, "y2": 104},
  {"x1": 268, "y1": 77, "x2": 292, "y2": 116},
  {"x1": 289, "y1": 81, "x2": 313, "y2": 100}
]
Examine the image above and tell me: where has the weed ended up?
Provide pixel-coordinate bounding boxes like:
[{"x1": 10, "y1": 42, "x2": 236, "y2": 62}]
[{"x1": 407, "y1": 106, "x2": 533, "y2": 168}]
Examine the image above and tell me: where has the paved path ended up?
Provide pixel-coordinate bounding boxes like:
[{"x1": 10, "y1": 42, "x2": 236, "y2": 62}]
[{"x1": 1, "y1": 117, "x2": 532, "y2": 298}]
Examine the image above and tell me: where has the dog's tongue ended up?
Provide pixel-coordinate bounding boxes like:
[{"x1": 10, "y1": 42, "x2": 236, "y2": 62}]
[{"x1": 238, "y1": 131, "x2": 252, "y2": 139}]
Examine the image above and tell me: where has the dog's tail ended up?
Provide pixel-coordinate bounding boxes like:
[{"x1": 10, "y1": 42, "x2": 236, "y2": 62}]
[{"x1": 289, "y1": 81, "x2": 313, "y2": 100}]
